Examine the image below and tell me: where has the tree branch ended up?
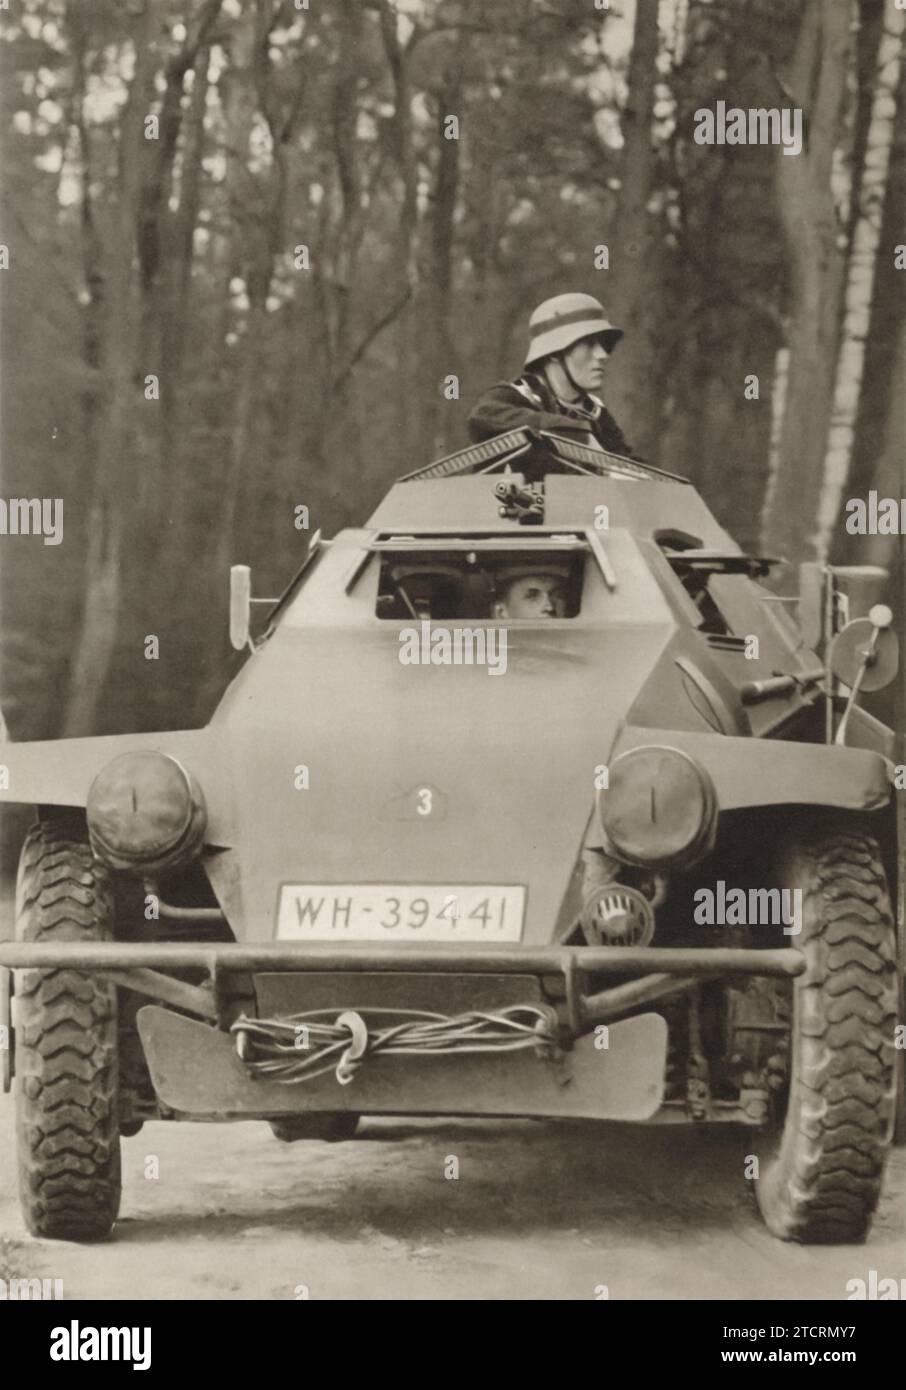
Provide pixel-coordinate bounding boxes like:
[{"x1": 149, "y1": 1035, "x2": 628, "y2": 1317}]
[{"x1": 331, "y1": 286, "x2": 413, "y2": 391}]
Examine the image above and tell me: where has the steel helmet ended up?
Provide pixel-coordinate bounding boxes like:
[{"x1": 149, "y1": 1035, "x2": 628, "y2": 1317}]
[{"x1": 524, "y1": 293, "x2": 623, "y2": 368}]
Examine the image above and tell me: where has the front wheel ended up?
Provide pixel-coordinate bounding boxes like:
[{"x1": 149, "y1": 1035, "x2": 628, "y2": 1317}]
[
  {"x1": 755, "y1": 819, "x2": 897, "y2": 1243},
  {"x1": 15, "y1": 821, "x2": 122, "y2": 1241}
]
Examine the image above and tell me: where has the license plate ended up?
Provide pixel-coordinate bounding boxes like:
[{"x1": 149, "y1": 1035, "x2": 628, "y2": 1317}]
[{"x1": 276, "y1": 884, "x2": 525, "y2": 941}]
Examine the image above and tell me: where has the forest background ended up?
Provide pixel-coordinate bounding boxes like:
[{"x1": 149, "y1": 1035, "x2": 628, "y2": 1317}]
[{"x1": 1, "y1": 0, "x2": 904, "y2": 747}]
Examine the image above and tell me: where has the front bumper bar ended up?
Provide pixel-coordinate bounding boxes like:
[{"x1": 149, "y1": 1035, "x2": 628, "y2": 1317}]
[
  {"x1": 0, "y1": 941, "x2": 804, "y2": 1036},
  {"x1": 0, "y1": 941, "x2": 805, "y2": 976}
]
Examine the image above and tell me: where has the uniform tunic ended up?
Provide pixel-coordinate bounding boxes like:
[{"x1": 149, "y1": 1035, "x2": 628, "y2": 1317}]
[{"x1": 467, "y1": 371, "x2": 637, "y2": 459}]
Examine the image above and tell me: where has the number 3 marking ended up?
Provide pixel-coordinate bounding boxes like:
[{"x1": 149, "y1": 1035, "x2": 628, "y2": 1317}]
[{"x1": 416, "y1": 787, "x2": 433, "y2": 816}]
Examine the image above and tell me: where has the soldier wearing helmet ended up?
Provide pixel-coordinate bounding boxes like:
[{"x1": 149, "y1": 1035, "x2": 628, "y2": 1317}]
[{"x1": 467, "y1": 292, "x2": 636, "y2": 458}]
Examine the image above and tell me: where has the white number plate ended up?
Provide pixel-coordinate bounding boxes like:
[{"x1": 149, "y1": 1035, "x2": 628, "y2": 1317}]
[{"x1": 276, "y1": 884, "x2": 525, "y2": 941}]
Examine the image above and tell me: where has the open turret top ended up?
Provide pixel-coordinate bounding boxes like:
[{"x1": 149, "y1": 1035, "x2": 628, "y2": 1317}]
[{"x1": 397, "y1": 429, "x2": 690, "y2": 486}]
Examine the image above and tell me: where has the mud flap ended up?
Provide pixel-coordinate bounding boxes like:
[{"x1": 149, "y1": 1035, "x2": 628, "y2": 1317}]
[{"x1": 137, "y1": 1005, "x2": 667, "y2": 1121}]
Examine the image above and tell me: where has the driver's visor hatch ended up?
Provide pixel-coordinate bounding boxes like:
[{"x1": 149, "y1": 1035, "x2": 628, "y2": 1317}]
[{"x1": 343, "y1": 530, "x2": 617, "y2": 622}]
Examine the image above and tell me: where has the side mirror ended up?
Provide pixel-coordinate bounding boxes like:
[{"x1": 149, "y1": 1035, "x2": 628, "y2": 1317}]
[
  {"x1": 229, "y1": 565, "x2": 251, "y2": 651},
  {"x1": 829, "y1": 604, "x2": 899, "y2": 692},
  {"x1": 830, "y1": 604, "x2": 899, "y2": 746}
]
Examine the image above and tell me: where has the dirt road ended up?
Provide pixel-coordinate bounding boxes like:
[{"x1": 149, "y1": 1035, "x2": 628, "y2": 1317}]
[{"x1": 1, "y1": 1093, "x2": 904, "y2": 1301}]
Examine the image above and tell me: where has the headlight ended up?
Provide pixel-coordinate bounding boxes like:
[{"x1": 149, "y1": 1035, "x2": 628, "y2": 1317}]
[
  {"x1": 597, "y1": 745, "x2": 716, "y2": 868},
  {"x1": 87, "y1": 751, "x2": 207, "y2": 872}
]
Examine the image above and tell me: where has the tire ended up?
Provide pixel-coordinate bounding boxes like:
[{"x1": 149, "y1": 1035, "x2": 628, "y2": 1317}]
[
  {"x1": 15, "y1": 821, "x2": 121, "y2": 1241},
  {"x1": 269, "y1": 1114, "x2": 360, "y2": 1143},
  {"x1": 755, "y1": 819, "x2": 897, "y2": 1243}
]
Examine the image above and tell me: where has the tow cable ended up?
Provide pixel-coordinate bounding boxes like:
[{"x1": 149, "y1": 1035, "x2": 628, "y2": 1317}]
[{"x1": 231, "y1": 1004, "x2": 562, "y2": 1086}]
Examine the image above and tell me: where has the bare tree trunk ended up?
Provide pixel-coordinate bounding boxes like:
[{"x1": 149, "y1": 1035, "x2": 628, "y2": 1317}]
[
  {"x1": 220, "y1": 0, "x2": 312, "y2": 564},
  {"x1": 63, "y1": 2, "x2": 158, "y2": 736},
  {"x1": 375, "y1": 0, "x2": 419, "y2": 462},
  {"x1": 65, "y1": 10, "x2": 103, "y2": 447},
  {"x1": 603, "y1": 0, "x2": 660, "y2": 453},
  {"x1": 217, "y1": 1, "x2": 272, "y2": 570},
  {"x1": 760, "y1": 0, "x2": 852, "y2": 564},
  {"x1": 761, "y1": 346, "x2": 791, "y2": 531},
  {"x1": 660, "y1": 0, "x2": 788, "y2": 509},
  {"x1": 425, "y1": 39, "x2": 466, "y2": 457},
  {"x1": 307, "y1": 0, "x2": 418, "y2": 487},
  {"x1": 853, "y1": 312, "x2": 906, "y2": 572},
  {"x1": 160, "y1": 45, "x2": 211, "y2": 505}
]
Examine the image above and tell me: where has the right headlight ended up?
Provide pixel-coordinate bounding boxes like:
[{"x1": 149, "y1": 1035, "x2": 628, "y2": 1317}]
[{"x1": 596, "y1": 745, "x2": 717, "y2": 869}]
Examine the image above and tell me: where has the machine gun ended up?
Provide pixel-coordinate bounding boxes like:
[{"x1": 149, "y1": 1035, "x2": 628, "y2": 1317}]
[{"x1": 494, "y1": 479, "x2": 545, "y2": 524}]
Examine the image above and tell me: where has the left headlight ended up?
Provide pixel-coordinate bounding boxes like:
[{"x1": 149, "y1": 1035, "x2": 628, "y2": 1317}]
[
  {"x1": 87, "y1": 751, "x2": 207, "y2": 872},
  {"x1": 596, "y1": 744, "x2": 716, "y2": 869}
]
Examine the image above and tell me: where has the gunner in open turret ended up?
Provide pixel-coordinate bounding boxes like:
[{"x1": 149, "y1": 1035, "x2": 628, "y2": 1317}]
[{"x1": 467, "y1": 292, "x2": 638, "y2": 459}]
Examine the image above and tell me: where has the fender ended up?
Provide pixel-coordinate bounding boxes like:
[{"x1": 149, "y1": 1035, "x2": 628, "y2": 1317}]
[
  {"x1": 610, "y1": 725, "x2": 891, "y2": 814},
  {"x1": 0, "y1": 726, "x2": 235, "y2": 845}
]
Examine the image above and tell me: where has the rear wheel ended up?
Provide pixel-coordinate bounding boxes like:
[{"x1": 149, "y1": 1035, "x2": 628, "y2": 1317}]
[
  {"x1": 755, "y1": 819, "x2": 897, "y2": 1243},
  {"x1": 15, "y1": 821, "x2": 121, "y2": 1241}
]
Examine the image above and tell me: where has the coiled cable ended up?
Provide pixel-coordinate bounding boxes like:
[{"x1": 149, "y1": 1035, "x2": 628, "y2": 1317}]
[{"x1": 231, "y1": 1003, "x2": 562, "y2": 1086}]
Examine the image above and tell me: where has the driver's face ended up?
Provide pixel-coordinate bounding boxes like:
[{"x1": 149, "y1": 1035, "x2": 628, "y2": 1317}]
[{"x1": 496, "y1": 575, "x2": 567, "y2": 619}]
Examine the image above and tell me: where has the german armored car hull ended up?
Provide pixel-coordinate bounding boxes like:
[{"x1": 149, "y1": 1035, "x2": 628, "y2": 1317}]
[{"x1": 1, "y1": 432, "x2": 901, "y2": 1244}]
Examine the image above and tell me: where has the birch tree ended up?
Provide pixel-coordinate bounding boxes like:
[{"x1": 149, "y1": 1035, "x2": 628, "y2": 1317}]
[{"x1": 815, "y1": 3, "x2": 905, "y2": 559}]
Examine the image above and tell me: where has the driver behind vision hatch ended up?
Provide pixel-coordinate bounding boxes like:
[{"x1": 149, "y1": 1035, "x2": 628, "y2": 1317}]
[{"x1": 490, "y1": 563, "x2": 570, "y2": 620}]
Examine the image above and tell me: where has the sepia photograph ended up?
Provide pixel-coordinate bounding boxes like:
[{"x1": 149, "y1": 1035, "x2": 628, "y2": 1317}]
[{"x1": 0, "y1": 0, "x2": 904, "y2": 1340}]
